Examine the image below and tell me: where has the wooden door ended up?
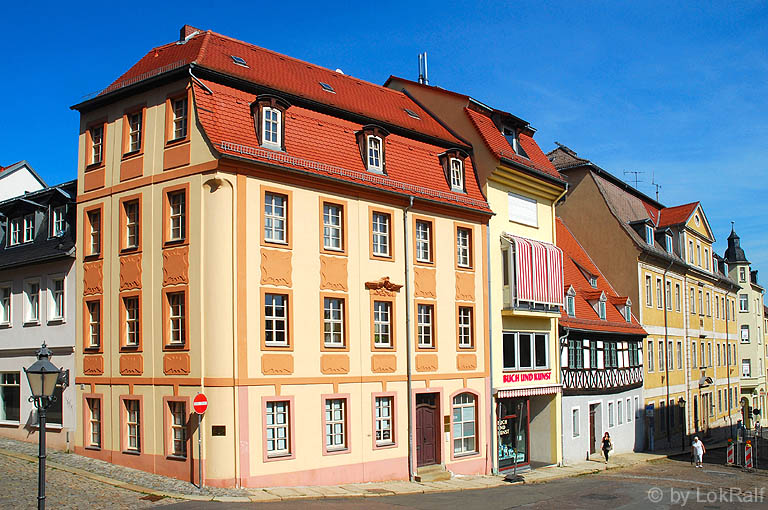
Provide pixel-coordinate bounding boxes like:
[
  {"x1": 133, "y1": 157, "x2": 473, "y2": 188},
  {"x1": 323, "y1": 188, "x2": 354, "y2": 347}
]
[
  {"x1": 416, "y1": 394, "x2": 438, "y2": 467},
  {"x1": 589, "y1": 405, "x2": 596, "y2": 454}
]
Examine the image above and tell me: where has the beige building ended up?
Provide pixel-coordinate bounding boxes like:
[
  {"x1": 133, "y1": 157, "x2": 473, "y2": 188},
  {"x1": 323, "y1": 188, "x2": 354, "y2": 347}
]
[
  {"x1": 71, "y1": 26, "x2": 492, "y2": 486},
  {"x1": 550, "y1": 145, "x2": 741, "y2": 446},
  {"x1": 724, "y1": 228, "x2": 766, "y2": 427},
  {"x1": 387, "y1": 77, "x2": 567, "y2": 471}
]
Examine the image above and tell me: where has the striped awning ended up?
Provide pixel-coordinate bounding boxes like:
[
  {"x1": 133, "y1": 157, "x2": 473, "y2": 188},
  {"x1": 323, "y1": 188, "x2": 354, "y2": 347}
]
[
  {"x1": 496, "y1": 385, "x2": 562, "y2": 399},
  {"x1": 503, "y1": 233, "x2": 564, "y2": 306}
]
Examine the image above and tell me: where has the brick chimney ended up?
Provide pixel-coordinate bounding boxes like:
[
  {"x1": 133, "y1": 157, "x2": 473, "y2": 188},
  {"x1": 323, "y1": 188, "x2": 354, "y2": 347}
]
[{"x1": 179, "y1": 24, "x2": 202, "y2": 42}]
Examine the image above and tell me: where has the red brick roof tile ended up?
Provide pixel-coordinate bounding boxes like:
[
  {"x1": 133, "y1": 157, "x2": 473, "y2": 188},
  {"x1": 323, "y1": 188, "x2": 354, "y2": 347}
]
[
  {"x1": 558, "y1": 218, "x2": 647, "y2": 335},
  {"x1": 464, "y1": 108, "x2": 563, "y2": 181},
  {"x1": 658, "y1": 201, "x2": 699, "y2": 228},
  {"x1": 194, "y1": 80, "x2": 491, "y2": 212}
]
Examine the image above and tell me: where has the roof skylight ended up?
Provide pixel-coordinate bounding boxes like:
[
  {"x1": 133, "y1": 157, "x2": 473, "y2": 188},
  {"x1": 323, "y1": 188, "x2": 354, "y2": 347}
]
[
  {"x1": 319, "y1": 82, "x2": 336, "y2": 93},
  {"x1": 231, "y1": 55, "x2": 248, "y2": 67},
  {"x1": 404, "y1": 108, "x2": 421, "y2": 120}
]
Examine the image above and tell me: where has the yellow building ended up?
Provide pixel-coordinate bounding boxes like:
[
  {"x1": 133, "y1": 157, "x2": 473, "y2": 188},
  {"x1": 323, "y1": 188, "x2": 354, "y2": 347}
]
[
  {"x1": 550, "y1": 145, "x2": 740, "y2": 447},
  {"x1": 387, "y1": 77, "x2": 567, "y2": 471},
  {"x1": 71, "y1": 26, "x2": 492, "y2": 487}
]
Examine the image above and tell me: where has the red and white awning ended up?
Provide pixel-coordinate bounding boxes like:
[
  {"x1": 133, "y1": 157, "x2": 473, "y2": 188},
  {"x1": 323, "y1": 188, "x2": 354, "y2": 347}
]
[
  {"x1": 496, "y1": 385, "x2": 562, "y2": 399},
  {"x1": 504, "y1": 234, "x2": 564, "y2": 306}
]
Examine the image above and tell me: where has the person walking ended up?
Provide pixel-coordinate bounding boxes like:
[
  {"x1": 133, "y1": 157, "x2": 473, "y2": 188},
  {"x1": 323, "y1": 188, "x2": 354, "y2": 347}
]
[
  {"x1": 601, "y1": 432, "x2": 612, "y2": 464},
  {"x1": 692, "y1": 436, "x2": 706, "y2": 468}
]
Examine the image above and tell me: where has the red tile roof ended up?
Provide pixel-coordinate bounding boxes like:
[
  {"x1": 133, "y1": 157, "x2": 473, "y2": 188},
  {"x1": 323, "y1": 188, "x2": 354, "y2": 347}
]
[
  {"x1": 105, "y1": 30, "x2": 461, "y2": 144},
  {"x1": 557, "y1": 218, "x2": 647, "y2": 335},
  {"x1": 658, "y1": 201, "x2": 699, "y2": 228},
  {"x1": 194, "y1": 80, "x2": 491, "y2": 212},
  {"x1": 464, "y1": 108, "x2": 563, "y2": 181}
]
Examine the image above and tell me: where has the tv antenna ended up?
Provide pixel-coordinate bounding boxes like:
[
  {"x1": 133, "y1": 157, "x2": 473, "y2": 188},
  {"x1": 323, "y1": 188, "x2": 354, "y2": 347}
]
[
  {"x1": 651, "y1": 173, "x2": 662, "y2": 202},
  {"x1": 623, "y1": 170, "x2": 644, "y2": 189}
]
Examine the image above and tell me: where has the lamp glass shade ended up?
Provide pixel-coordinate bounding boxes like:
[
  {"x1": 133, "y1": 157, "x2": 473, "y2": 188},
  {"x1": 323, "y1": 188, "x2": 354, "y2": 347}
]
[{"x1": 25, "y1": 358, "x2": 61, "y2": 399}]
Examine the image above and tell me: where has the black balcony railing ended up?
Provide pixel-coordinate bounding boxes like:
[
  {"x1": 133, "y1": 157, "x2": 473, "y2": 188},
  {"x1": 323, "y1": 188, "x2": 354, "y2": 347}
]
[{"x1": 561, "y1": 366, "x2": 643, "y2": 394}]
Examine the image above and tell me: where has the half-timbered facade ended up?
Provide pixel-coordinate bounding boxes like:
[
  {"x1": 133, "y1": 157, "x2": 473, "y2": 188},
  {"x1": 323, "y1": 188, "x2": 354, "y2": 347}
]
[{"x1": 557, "y1": 218, "x2": 646, "y2": 463}]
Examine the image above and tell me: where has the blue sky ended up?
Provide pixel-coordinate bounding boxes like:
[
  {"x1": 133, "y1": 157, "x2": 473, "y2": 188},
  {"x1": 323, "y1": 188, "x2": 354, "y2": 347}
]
[{"x1": 2, "y1": 1, "x2": 766, "y2": 294}]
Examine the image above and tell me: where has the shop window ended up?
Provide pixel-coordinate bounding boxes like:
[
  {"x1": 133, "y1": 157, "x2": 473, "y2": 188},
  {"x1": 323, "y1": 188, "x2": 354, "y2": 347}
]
[
  {"x1": 497, "y1": 398, "x2": 528, "y2": 470},
  {"x1": 0, "y1": 372, "x2": 20, "y2": 422}
]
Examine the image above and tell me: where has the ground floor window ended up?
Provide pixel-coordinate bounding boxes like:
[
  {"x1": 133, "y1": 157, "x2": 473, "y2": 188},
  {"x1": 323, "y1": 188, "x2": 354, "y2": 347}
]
[
  {"x1": 572, "y1": 407, "x2": 580, "y2": 437},
  {"x1": 325, "y1": 398, "x2": 347, "y2": 451},
  {"x1": 375, "y1": 396, "x2": 393, "y2": 446},
  {"x1": 47, "y1": 384, "x2": 64, "y2": 426},
  {"x1": 497, "y1": 398, "x2": 529, "y2": 470},
  {"x1": 0, "y1": 372, "x2": 20, "y2": 422},
  {"x1": 125, "y1": 399, "x2": 140, "y2": 452},
  {"x1": 169, "y1": 401, "x2": 187, "y2": 458},
  {"x1": 266, "y1": 400, "x2": 290, "y2": 457},
  {"x1": 452, "y1": 393, "x2": 477, "y2": 455},
  {"x1": 87, "y1": 398, "x2": 101, "y2": 448}
]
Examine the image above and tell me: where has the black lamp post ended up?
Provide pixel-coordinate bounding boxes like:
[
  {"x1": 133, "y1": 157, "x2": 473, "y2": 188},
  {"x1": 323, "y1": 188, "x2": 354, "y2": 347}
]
[
  {"x1": 678, "y1": 396, "x2": 686, "y2": 452},
  {"x1": 24, "y1": 343, "x2": 62, "y2": 510}
]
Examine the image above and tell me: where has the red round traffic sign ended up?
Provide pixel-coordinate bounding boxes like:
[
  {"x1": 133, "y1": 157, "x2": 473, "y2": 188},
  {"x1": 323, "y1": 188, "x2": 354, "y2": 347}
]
[{"x1": 193, "y1": 393, "x2": 208, "y2": 414}]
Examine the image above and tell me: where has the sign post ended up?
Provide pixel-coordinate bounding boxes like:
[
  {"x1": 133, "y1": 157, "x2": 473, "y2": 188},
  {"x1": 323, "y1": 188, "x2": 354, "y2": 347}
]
[{"x1": 193, "y1": 393, "x2": 208, "y2": 489}]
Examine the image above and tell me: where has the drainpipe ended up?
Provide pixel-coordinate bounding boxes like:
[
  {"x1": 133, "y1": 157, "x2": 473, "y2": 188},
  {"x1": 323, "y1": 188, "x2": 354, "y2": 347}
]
[
  {"x1": 486, "y1": 222, "x2": 496, "y2": 474},
  {"x1": 558, "y1": 327, "x2": 570, "y2": 465},
  {"x1": 404, "y1": 196, "x2": 415, "y2": 481},
  {"x1": 662, "y1": 258, "x2": 674, "y2": 448},
  {"x1": 726, "y1": 289, "x2": 733, "y2": 438}
]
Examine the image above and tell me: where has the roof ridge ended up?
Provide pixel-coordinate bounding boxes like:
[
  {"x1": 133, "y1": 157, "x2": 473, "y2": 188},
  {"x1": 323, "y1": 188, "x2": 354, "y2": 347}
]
[
  {"x1": 196, "y1": 30, "x2": 213, "y2": 62},
  {"x1": 206, "y1": 31, "x2": 411, "y2": 101}
]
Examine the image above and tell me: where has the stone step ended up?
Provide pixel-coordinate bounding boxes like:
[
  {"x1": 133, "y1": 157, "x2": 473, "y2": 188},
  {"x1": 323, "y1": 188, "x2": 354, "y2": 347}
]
[{"x1": 415, "y1": 465, "x2": 452, "y2": 482}]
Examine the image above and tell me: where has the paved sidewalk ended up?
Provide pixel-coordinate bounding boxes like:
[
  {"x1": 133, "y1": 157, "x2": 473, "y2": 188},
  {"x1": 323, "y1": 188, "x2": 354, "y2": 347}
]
[{"x1": 0, "y1": 436, "x2": 691, "y2": 503}]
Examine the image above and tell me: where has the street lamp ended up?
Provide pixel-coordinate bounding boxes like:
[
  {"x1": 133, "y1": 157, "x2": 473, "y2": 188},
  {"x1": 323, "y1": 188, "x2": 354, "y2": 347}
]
[
  {"x1": 678, "y1": 397, "x2": 686, "y2": 452},
  {"x1": 24, "y1": 343, "x2": 62, "y2": 510}
]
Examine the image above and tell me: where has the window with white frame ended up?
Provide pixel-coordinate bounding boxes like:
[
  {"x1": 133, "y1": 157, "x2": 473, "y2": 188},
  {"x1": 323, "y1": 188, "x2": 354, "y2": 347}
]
[
  {"x1": 264, "y1": 293, "x2": 288, "y2": 346},
  {"x1": 375, "y1": 396, "x2": 393, "y2": 445},
  {"x1": 572, "y1": 408, "x2": 580, "y2": 437},
  {"x1": 677, "y1": 341, "x2": 682, "y2": 369},
  {"x1": 52, "y1": 206, "x2": 66, "y2": 237},
  {"x1": 371, "y1": 212, "x2": 390, "y2": 257},
  {"x1": 665, "y1": 234, "x2": 673, "y2": 253},
  {"x1": 23, "y1": 213, "x2": 34, "y2": 243},
  {"x1": 172, "y1": 97, "x2": 188, "y2": 140},
  {"x1": 168, "y1": 191, "x2": 185, "y2": 242},
  {"x1": 90, "y1": 125, "x2": 104, "y2": 165},
  {"x1": 741, "y1": 325, "x2": 750, "y2": 343},
  {"x1": 647, "y1": 340, "x2": 654, "y2": 371},
  {"x1": 8, "y1": 218, "x2": 20, "y2": 246},
  {"x1": 323, "y1": 297, "x2": 344, "y2": 347},
  {"x1": 128, "y1": 111, "x2": 142, "y2": 152},
  {"x1": 87, "y1": 210, "x2": 100, "y2": 255},
  {"x1": 169, "y1": 401, "x2": 187, "y2": 457},
  {"x1": 266, "y1": 400, "x2": 290, "y2": 456},
  {"x1": 24, "y1": 281, "x2": 39, "y2": 323},
  {"x1": 624, "y1": 304, "x2": 631, "y2": 322},
  {"x1": 262, "y1": 107, "x2": 281, "y2": 147},
  {"x1": 325, "y1": 398, "x2": 347, "y2": 451},
  {"x1": 0, "y1": 372, "x2": 20, "y2": 422},
  {"x1": 452, "y1": 393, "x2": 476, "y2": 455},
  {"x1": 665, "y1": 281, "x2": 672, "y2": 310},
  {"x1": 124, "y1": 296, "x2": 140, "y2": 346},
  {"x1": 691, "y1": 341, "x2": 697, "y2": 367},
  {"x1": 87, "y1": 398, "x2": 101, "y2": 448},
  {"x1": 87, "y1": 301, "x2": 100, "y2": 348},
  {"x1": 450, "y1": 158, "x2": 464, "y2": 191},
  {"x1": 704, "y1": 248, "x2": 710, "y2": 269},
  {"x1": 0, "y1": 285, "x2": 10, "y2": 324},
  {"x1": 507, "y1": 192, "x2": 538, "y2": 227},
  {"x1": 167, "y1": 292, "x2": 185, "y2": 345},
  {"x1": 618, "y1": 400, "x2": 623, "y2": 424},
  {"x1": 367, "y1": 136, "x2": 382, "y2": 172},
  {"x1": 568, "y1": 338, "x2": 583, "y2": 369},
  {"x1": 645, "y1": 225, "x2": 654, "y2": 245},
  {"x1": 373, "y1": 301, "x2": 392, "y2": 348},
  {"x1": 458, "y1": 306, "x2": 473, "y2": 348},
  {"x1": 124, "y1": 200, "x2": 139, "y2": 249},
  {"x1": 656, "y1": 278, "x2": 662, "y2": 309},
  {"x1": 742, "y1": 359, "x2": 751, "y2": 378},
  {"x1": 667, "y1": 341, "x2": 673, "y2": 370},
  {"x1": 502, "y1": 332, "x2": 549, "y2": 370},
  {"x1": 417, "y1": 304, "x2": 434, "y2": 348},
  {"x1": 50, "y1": 277, "x2": 64, "y2": 321},
  {"x1": 740, "y1": 294, "x2": 749, "y2": 312},
  {"x1": 264, "y1": 192, "x2": 287, "y2": 243},
  {"x1": 415, "y1": 220, "x2": 432, "y2": 263},
  {"x1": 323, "y1": 203, "x2": 343, "y2": 251},
  {"x1": 125, "y1": 399, "x2": 140, "y2": 452},
  {"x1": 456, "y1": 227, "x2": 472, "y2": 268},
  {"x1": 706, "y1": 292, "x2": 711, "y2": 316},
  {"x1": 566, "y1": 295, "x2": 575, "y2": 317},
  {"x1": 608, "y1": 402, "x2": 615, "y2": 427},
  {"x1": 645, "y1": 275, "x2": 652, "y2": 307},
  {"x1": 739, "y1": 267, "x2": 746, "y2": 282},
  {"x1": 598, "y1": 300, "x2": 606, "y2": 320},
  {"x1": 626, "y1": 399, "x2": 632, "y2": 422},
  {"x1": 690, "y1": 288, "x2": 696, "y2": 314}
]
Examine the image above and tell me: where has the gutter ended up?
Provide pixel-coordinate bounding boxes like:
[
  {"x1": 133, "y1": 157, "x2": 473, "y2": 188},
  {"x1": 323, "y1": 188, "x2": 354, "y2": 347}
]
[{"x1": 558, "y1": 326, "x2": 570, "y2": 466}]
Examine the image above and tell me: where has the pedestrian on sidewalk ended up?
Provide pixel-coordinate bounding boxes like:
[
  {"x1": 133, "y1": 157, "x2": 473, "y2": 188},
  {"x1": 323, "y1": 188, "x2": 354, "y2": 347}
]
[
  {"x1": 692, "y1": 436, "x2": 706, "y2": 468},
  {"x1": 601, "y1": 432, "x2": 612, "y2": 464}
]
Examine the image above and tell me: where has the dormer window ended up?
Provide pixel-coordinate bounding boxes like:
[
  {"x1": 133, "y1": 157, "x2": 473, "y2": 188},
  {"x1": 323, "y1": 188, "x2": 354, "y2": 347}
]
[
  {"x1": 450, "y1": 158, "x2": 464, "y2": 191},
  {"x1": 356, "y1": 125, "x2": 389, "y2": 174},
  {"x1": 438, "y1": 149, "x2": 468, "y2": 192},
  {"x1": 645, "y1": 225, "x2": 654, "y2": 245},
  {"x1": 367, "y1": 135, "x2": 382, "y2": 172},
  {"x1": 598, "y1": 300, "x2": 606, "y2": 320},
  {"x1": 589, "y1": 276, "x2": 597, "y2": 288},
  {"x1": 23, "y1": 214, "x2": 34, "y2": 243},
  {"x1": 251, "y1": 95, "x2": 291, "y2": 152},
  {"x1": 624, "y1": 305, "x2": 631, "y2": 322},
  {"x1": 502, "y1": 126, "x2": 528, "y2": 158},
  {"x1": 566, "y1": 295, "x2": 575, "y2": 317},
  {"x1": 52, "y1": 206, "x2": 66, "y2": 237},
  {"x1": 665, "y1": 234, "x2": 673, "y2": 253}
]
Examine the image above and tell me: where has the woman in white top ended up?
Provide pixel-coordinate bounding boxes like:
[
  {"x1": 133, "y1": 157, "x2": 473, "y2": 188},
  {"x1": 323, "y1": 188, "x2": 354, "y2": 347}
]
[{"x1": 692, "y1": 436, "x2": 706, "y2": 468}]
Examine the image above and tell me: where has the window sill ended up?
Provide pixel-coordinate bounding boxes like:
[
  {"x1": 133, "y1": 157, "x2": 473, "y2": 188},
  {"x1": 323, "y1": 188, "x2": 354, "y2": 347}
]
[
  {"x1": 0, "y1": 323, "x2": 11, "y2": 329},
  {"x1": 85, "y1": 446, "x2": 102, "y2": 451},
  {"x1": 121, "y1": 449, "x2": 141, "y2": 456},
  {"x1": 324, "y1": 447, "x2": 350, "y2": 456},
  {"x1": 120, "y1": 246, "x2": 141, "y2": 255},
  {"x1": 266, "y1": 452, "x2": 293, "y2": 460},
  {"x1": 453, "y1": 451, "x2": 480, "y2": 459},
  {"x1": 164, "y1": 344, "x2": 188, "y2": 351},
  {"x1": 163, "y1": 239, "x2": 187, "y2": 248},
  {"x1": 264, "y1": 343, "x2": 290, "y2": 349},
  {"x1": 263, "y1": 239, "x2": 289, "y2": 247},
  {"x1": 260, "y1": 143, "x2": 284, "y2": 152},
  {"x1": 371, "y1": 253, "x2": 393, "y2": 260},
  {"x1": 23, "y1": 320, "x2": 41, "y2": 327},
  {"x1": 415, "y1": 259, "x2": 435, "y2": 266},
  {"x1": 0, "y1": 420, "x2": 20, "y2": 427},
  {"x1": 165, "y1": 137, "x2": 189, "y2": 148},
  {"x1": 85, "y1": 162, "x2": 105, "y2": 172},
  {"x1": 122, "y1": 150, "x2": 143, "y2": 161},
  {"x1": 375, "y1": 442, "x2": 396, "y2": 449},
  {"x1": 47, "y1": 318, "x2": 66, "y2": 325},
  {"x1": 166, "y1": 454, "x2": 188, "y2": 461},
  {"x1": 31, "y1": 423, "x2": 63, "y2": 431}
]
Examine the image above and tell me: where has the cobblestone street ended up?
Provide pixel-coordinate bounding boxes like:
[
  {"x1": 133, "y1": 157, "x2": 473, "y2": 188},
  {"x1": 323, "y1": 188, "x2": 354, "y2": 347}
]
[{"x1": 0, "y1": 454, "x2": 178, "y2": 509}]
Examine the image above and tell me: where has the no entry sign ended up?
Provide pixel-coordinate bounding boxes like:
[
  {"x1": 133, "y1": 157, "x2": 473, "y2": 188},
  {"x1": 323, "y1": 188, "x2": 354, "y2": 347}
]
[{"x1": 193, "y1": 393, "x2": 208, "y2": 414}]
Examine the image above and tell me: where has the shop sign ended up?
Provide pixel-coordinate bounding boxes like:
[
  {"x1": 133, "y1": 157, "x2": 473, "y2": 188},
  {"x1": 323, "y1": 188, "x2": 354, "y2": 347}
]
[{"x1": 502, "y1": 371, "x2": 551, "y2": 384}]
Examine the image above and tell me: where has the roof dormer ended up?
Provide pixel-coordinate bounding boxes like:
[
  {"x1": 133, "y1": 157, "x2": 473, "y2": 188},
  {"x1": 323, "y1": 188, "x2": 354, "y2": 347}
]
[
  {"x1": 583, "y1": 290, "x2": 607, "y2": 320},
  {"x1": 438, "y1": 149, "x2": 469, "y2": 193},
  {"x1": 355, "y1": 125, "x2": 390, "y2": 174},
  {"x1": 565, "y1": 285, "x2": 576, "y2": 317},
  {"x1": 250, "y1": 94, "x2": 291, "y2": 151}
]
